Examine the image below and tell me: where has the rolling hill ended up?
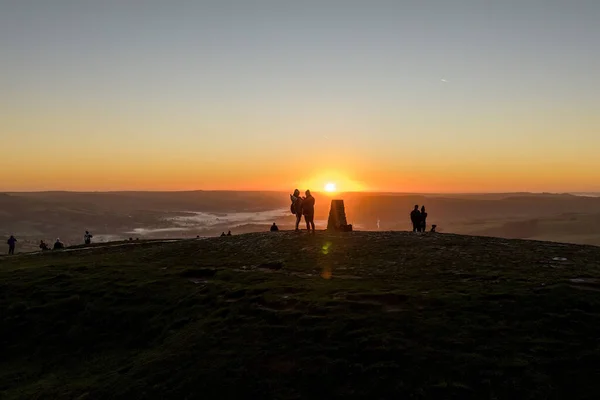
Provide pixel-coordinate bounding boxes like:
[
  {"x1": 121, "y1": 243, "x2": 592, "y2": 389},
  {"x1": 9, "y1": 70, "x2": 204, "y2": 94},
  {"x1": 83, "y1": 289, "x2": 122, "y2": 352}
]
[{"x1": 1, "y1": 231, "x2": 600, "y2": 399}]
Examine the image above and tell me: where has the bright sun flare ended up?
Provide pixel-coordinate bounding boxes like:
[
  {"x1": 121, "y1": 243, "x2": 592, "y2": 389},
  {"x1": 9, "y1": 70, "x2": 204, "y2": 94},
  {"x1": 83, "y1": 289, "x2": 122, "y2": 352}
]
[{"x1": 324, "y1": 182, "x2": 337, "y2": 192}]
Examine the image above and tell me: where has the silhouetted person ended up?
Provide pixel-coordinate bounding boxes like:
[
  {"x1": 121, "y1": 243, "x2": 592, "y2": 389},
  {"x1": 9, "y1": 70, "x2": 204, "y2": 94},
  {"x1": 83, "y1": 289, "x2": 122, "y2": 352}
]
[
  {"x1": 39, "y1": 240, "x2": 49, "y2": 251},
  {"x1": 430, "y1": 224, "x2": 437, "y2": 233},
  {"x1": 420, "y1": 206, "x2": 428, "y2": 232},
  {"x1": 7, "y1": 235, "x2": 17, "y2": 255},
  {"x1": 84, "y1": 230, "x2": 93, "y2": 245},
  {"x1": 227, "y1": 231, "x2": 232, "y2": 236},
  {"x1": 290, "y1": 189, "x2": 303, "y2": 231},
  {"x1": 220, "y1": 232, "x2": 226, "y2": 237},
  {"x1": 53, "y1": 238, "x2": 64, "y2": 250},
  {"x1": 303, "y1": 190, "x2": 316, "y2": 232},
  {"x1": 410, "y1": 205, "x2": 421, "y2": 232},
  {"x1": 270, "y1": 222, "x2": 279, "y2": 232}
]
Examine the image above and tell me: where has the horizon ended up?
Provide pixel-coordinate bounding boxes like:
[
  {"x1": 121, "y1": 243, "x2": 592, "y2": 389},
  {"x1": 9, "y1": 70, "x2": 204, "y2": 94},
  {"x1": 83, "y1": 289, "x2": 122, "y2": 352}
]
[
  {"x1": 3, "y1": 189, "x2": 600, "y2": 196},
  {"x1": 2, "y1": 1, "x2": 599, "y2": 192}
]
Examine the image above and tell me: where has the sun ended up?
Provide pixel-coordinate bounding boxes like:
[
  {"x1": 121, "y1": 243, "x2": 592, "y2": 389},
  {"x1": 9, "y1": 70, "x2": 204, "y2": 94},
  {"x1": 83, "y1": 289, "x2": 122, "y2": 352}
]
[{"x1": 324, "y1": 182, "x2": 337, "y2": 193}]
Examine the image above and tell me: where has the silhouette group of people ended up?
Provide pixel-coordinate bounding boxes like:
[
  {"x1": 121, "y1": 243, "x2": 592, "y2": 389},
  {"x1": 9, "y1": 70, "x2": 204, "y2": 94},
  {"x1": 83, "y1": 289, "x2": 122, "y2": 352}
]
[
  {"x1": 410, "y1": 205, "x2": 429, "y2": 232},
  {"x1": 39, "y1": 238, "x2": 64, "y2": 251},
  {"x1": 5, "y1": 230, "x2": 92, "y2": 255},
  {"x1": 290, "y1": 189, "x2": 316, "y2": 233},
  {"x1": 5, "y1": 200, "x2": 437, "y2": 255}
]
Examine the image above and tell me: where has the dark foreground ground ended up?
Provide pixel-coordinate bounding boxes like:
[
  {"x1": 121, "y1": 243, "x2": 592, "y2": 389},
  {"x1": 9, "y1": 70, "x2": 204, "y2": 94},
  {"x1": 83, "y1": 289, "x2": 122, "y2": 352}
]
[{"x1": 1, "y1": 231, "x2": 600, "y2": 399}]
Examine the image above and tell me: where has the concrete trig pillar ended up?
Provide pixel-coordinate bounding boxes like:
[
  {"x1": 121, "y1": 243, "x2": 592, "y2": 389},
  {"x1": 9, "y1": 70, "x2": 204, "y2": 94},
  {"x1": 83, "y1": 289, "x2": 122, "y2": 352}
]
[{"x1": 327, "y1": 199, "x2": 352, "y2": 231}]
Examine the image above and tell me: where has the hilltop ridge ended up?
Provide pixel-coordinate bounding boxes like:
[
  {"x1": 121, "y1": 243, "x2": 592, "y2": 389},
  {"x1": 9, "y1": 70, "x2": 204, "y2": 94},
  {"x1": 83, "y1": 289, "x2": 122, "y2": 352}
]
[{"x1": 1, "y1": 231, "x2": 600, "y2": 399}]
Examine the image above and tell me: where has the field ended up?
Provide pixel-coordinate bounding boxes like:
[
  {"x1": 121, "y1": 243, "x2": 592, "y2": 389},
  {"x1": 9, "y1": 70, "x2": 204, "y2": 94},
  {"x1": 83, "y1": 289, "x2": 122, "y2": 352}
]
[{"x1": 1, "y1": 231, "x2": 600, "y2": 399}]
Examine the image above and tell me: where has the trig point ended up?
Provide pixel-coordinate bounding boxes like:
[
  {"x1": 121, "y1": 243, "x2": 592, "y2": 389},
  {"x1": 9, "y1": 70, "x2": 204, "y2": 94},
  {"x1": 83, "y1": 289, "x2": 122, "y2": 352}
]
[{"x1": 327, "y1": 199, "x2": 353, "y2": 232}]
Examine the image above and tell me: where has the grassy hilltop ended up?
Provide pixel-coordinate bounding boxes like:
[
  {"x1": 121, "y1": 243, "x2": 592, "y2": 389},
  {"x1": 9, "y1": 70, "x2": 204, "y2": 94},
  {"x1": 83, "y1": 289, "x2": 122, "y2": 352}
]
[{"x1": 1, "y1": 231, "x2": 600, "y2": 399}]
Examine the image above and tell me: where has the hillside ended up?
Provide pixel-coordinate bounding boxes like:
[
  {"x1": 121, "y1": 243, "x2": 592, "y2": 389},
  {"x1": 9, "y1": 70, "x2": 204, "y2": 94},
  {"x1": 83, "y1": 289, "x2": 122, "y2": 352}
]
[
  {"x1": 5, "y1": 191, "x2": 600, "y2": 250},
  {"x1": 1, "y1": 231, "x2": 600, "y2": 399}
]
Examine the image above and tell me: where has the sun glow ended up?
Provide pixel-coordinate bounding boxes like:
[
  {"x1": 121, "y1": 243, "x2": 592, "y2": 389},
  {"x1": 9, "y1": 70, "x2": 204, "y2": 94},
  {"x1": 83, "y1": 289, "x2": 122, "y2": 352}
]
[
  {"x1": 300, "y1": 171, "x2": 365, "y2": 194},
  {"x1": 324, "y1": 182, "x2": 337, "y2": 192}
]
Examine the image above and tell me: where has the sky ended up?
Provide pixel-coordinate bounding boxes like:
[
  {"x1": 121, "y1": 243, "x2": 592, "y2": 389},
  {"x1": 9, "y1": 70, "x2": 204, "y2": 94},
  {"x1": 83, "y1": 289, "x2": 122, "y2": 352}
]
[{"x1": 1, "y1": 0, "x2": 599, "y2": 192}]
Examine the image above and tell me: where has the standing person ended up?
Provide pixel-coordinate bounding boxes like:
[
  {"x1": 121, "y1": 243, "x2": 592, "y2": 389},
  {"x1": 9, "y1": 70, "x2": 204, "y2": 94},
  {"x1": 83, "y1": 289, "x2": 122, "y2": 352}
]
[
  {"x1": 84, "y1": 230, "x2": 93, "y2": 245},
  {"x1": 7, "y1": 235, "x2": 17, "y2": 255},
  {"x1": 290, "y1": 189, "x2": 304, "y2": 231},
  {"x1": 410, "y1": 205, "x2": 421, "y2": 232},
  {"x1": 303, "y1": 190, "x2": 316, "y2": 233},
  {"x1": 420, "y1": 206, "x2": 428, "y2": 232}
]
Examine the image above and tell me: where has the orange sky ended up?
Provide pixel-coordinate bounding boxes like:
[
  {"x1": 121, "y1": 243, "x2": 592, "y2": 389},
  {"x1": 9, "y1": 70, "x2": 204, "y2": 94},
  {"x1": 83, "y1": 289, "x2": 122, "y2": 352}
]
[
  {"x1": 1, "y1": 113, "x2": 599, "y2": 192},
  {"x1": 2, "y1": 2, "x2": 600, "y2": 193},
  {"x1": 2, "y1": 152, "x2": 599, "y2": 193}
]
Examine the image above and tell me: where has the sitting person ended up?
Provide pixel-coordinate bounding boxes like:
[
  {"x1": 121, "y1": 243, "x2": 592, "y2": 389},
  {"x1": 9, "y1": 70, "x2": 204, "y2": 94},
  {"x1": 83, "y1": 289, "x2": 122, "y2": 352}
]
[
  {"x1": 270, "y1": 222, "x2": 279, "y2": 232},
  {"x1": 39, "y1": 240, "x2": 49, "y2": 251},
  {"x1": 53, "y1": 238, "x2": 65, "y2": 250},
  {"x1": 226, "y1": 231, "x2": 232, "y2": 236},
  {"x1": 220, "y1": 232, "x2": 226, "y2": 237}
]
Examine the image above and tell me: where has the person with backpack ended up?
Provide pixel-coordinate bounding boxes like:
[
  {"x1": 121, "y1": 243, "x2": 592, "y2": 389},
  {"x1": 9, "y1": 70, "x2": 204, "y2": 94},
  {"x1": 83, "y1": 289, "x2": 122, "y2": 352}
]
[
  {"x1": 410, "y1": 205, "x2": 421, "y2": 232},
  {"x1": 7, "y1": 235, "x2": 17, "y2": 255},
  {"x1": 290, "y1": 189, "x2": 303, "y2": 231},
  {"x1": 303, "y1": 190, "x2": 316, "y2": 233}
]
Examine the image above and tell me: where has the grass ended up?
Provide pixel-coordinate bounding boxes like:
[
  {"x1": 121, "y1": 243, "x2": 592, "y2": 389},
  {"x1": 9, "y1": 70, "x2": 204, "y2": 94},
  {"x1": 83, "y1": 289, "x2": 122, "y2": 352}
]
[{"x1": 1, "y1": 231, "x2": 600, "y2": 399}]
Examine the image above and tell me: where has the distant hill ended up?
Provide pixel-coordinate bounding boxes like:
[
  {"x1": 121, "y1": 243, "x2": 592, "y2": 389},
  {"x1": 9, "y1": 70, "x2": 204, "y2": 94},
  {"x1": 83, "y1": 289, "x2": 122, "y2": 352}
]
[
  {"x1": 1, "y1": 231, "x2": 600, "y2": 399},
  {"x1": 3, "y1": 191, "x2": 600, "y2": 249}
]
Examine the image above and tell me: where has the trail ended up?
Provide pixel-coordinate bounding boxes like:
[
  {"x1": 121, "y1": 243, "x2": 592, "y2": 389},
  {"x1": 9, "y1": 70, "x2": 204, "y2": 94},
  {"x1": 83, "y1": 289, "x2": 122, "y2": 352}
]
[{"x1": 0, "y1": 238, "x2": 200, "y2": 258}]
